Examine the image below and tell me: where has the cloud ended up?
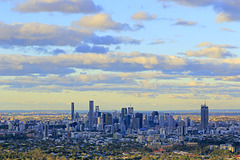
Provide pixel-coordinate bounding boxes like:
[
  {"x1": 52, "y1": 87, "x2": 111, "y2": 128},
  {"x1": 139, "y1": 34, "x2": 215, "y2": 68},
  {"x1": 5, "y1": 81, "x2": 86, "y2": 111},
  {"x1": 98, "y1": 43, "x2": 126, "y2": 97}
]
[
  {"x1": 0, "y1": 21, "x2": 140, "y2": 46},
  {"x1": 33, "y1": 47, "x2": 66, "y2": 55},
  {"x1": 185, "y1": 46, "x2": 234, "y2": 58},
  {"x1": 220, "y1": 28, "x2": 235, "y2": 32},
  {"x1": 131, "y1": 11, "x2": 157, "y2": 21},
  {"x1": 13, "y1": 0, "x2": 102, "y2": 13},
  {"x1": 197, "y1": 42, "x2": 237, "y2": 49},
  {"x1": 85, "y1": 35, "x2": 141, "y2": 45},
  {"x1": 174, "y1": 19, "x2": 197, "y2": 26},
  {"x1": 150, "y1": 40, "x2": 165, "y2": 45},
  {"x1": 168, "y1": 94, "x2": 210, "y2": 99},
  {"x1": 0, "y1": 52, "x2": 184, "y2": 76},
  {"x1": 0, "y1": 22, "x2": 92, "y2": 46},
  {"x1": 52, "y1": 48, "x2": 66, "y2": 55},
  {"x1": 214, "y1": 1, "x2": 240, "y2": 23},
  {"x1": 158, "y1": 0, "x2": 214, "y2": 7},
  {"x1": 158, "y1": 0, "x2": 240, "y2": 22},
  {"x1": 2, "y1": 52, "x2": 240, "y2": 78},
  {"x1": 75, "y1": 44, "x2": 109, "y2": 54},
  {"x1": 73, "y1": 13, "x2": 131, "y2": 31},
  {"x1": 2, "y1": 73, "x2": 240, "y2": 101}
]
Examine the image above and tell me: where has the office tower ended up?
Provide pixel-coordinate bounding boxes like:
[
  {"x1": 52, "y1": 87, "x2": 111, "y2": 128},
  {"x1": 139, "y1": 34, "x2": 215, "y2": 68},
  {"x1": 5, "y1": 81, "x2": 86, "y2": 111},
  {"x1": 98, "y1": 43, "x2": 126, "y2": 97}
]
[
  {"x1": 152, "y1": 111, "x2": 159, "y2": 117},
  {"x1": 165, "y1": 114, "x2": 174, "y2": 129},
  {"x1": 121, "y1": 108, "x2": 127, "y2": 120},
  {"x1": 89, "y1": 100, "x2": 94, "y2": 129},
  {"x1": 125, "y1": 114, "x2": 132, "y2": 129},
  {"x1": 112, "y1": 110, "x2": 117, "y2": 119},
  {"x1": 201, "y1": 103, "x2": 209, "y2": 130},
  {"x1": 143, "y1": 114, "x2": 148, "y2": 126},
  {"x1": 71, "y1": 102, "x2": 74, "y2": 121},
  {"x1": 152, "y1": 111, "x2": 159, "y2": 126},
  {"x1": 159, "y1": 115, "x2": 165, "y2": 127},
  {"x1": 95, "y1": 106, "x2": 100, "y2": 112},
  {"x1": 75, "y1": 112, "x2": 80, "y2": 121},
  {"x1": 43, "y1": 124, "x2": 48, "y2": 139},
  {"x1": 184, "y1": 117, "x2": 190, "y2": 127},
  {"x1": 104, "y1": 113, "x2": 112, "y2": 125},
  {"x1": 128, "y1": 107, "x2": 134, "y2": 115},
  {"x1": 135, "y1": 112, "x2": 143, "y2": 129},
  {"x1": 94, "y1": 106, "x2": 100, "y2": 125},
  {"x1": 178, "y1": 116, "x2": 181, "y2": 123}
]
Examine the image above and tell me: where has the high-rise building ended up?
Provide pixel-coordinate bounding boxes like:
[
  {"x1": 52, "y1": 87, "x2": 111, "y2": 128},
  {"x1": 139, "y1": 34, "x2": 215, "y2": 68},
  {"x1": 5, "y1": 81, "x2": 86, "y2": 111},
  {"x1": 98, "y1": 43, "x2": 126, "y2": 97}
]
[
  {"x1": 94, "y1": 106, "x2": 100, "y2": 125},
  {"x1": 184, "y1": 117, "x2": 190, "y2": 127},
  {"x1": 71, "y1": 102, "x2": 74, "y2": 121},
  {"x1": 121, "y1": 108, "x2": 127, "y2": 120},
  {"x1": 95, "y1": 106, "x2": 100, "y2": 112},
  {"x1": 159, "y1": 115, "x2": 165, "y2": 127},
  {"x1": 135, "y1": 112, "x2": 143, "y2": 129},
  {"x1": 104, "y1": 113, "x2": 112, "y2": 125},
  {"x1": 89, "y1": 100, "x2": 94, "y2": 129},
  {"x1": 201, "y1": 103, "x2": 209, "y2": 130},
  {"x1": 128, "y1": 107, "x2": 134, "y2": 115},
  {"x1": 43, "y1": 123, "x2": 48, "y2": 139},
  {"x1": 165, "y1": 114, "x2": 174, "y2": 129}
]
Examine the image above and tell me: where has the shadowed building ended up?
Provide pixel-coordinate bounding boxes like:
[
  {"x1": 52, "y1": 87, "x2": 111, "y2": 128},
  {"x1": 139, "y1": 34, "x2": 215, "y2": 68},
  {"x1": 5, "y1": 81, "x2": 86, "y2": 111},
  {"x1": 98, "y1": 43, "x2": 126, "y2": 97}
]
[
  {"x1": 71, "y1": 102, "x2": 74, "y2": 121},
  {"x1": 201, "y1": 103, "x2": 209, "y2": 130},
  {"x1": 89, "y1": 100, "x2": 94, "y2": 129}
]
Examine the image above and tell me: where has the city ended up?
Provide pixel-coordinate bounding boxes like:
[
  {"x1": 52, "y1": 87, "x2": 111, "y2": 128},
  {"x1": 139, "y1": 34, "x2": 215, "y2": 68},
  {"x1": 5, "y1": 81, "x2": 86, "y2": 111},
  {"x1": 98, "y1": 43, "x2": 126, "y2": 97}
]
[
  {"x1": 0, "y1": 101, "x2": 240, "y2": 159},
  {"x1": 1, "y1": 0, "x2": 240, "y2": 159}
]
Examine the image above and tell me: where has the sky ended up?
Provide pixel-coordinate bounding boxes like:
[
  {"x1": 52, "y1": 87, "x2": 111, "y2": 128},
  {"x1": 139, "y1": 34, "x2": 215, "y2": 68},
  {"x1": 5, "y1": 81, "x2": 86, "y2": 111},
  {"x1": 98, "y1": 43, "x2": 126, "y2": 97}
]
[{"x1": 1, "y1": 0, "x2": 240, "y2": 111}]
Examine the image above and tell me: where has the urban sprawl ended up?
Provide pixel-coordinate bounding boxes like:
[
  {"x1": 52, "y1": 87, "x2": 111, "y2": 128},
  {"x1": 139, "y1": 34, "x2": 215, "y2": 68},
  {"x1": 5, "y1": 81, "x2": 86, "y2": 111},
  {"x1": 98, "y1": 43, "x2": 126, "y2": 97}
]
[{"x1": 0, "y1": 101, "x2": 240, "y2": 159}]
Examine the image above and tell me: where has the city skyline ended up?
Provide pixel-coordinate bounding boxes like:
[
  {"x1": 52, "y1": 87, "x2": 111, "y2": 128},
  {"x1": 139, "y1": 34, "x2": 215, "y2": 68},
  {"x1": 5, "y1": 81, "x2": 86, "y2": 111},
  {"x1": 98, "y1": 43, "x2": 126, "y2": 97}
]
[{"x1": 1, "y1": 0, "x2": 240, "y2": 110}]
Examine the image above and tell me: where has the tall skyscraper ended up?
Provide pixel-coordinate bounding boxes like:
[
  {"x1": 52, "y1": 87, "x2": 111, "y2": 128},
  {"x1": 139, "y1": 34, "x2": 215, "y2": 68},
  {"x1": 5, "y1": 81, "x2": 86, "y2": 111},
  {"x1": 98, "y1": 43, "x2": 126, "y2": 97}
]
[
  {"x1": 159, "y1": 115, "x2": 165, "y2": 127},
  {"x1": 128, "y1": 107, "x2": 134, "y2": 115},
  {"x1": 201, "y1": 103, "x2": 209, "y2": 130},
  {"x1": 71, "y1": 102, "x2": 74, "y2": 121},
  {"x1": 43, "y1": 123, "x2": 48, "y2": 139},
  {"x1": 89, "y1": 100, "x2": 94, "y2": 129},
  {"x1": 135, "y1": 112, "x2": 143, "y2": 129},
  {"x1": 121, "y1": 108, "x2": 127, "y2": 120},
  {"x1": 165, "y1": 114, "x2": 174, "y2": 129},
  {"x1": 95, "y1": 106, "x2": 100, "y2": 112}
]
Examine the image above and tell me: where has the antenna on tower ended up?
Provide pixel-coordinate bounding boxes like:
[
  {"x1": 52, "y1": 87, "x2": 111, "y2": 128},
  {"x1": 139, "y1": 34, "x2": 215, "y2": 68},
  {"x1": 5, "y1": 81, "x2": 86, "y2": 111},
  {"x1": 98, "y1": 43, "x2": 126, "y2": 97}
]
[{"x1": 204, "y1": 97, "x2": 207, "y2": 106}]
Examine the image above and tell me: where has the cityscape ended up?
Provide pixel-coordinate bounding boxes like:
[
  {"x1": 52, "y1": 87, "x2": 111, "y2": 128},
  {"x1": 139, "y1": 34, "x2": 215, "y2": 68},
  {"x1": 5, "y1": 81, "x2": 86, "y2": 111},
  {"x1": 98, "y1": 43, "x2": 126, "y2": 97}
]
[
  {"x1": 1, "y1": 0, "x2": 240, "y2": 159},
  {"x1": 0, "y1": 101, "x2": 240, "y2": 159}
]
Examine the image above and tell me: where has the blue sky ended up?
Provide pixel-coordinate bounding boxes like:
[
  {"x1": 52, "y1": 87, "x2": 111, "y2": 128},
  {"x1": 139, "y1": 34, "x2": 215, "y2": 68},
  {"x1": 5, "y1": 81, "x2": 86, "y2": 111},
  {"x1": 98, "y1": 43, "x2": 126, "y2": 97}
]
[{"x1": 1, "y1": 0, "x2": 240, "y2": 110}]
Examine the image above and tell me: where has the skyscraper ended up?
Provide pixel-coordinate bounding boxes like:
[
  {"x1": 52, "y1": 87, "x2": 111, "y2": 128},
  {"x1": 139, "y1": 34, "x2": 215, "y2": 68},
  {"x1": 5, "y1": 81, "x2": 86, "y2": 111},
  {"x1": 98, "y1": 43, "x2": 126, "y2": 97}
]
[
  {"x1": 89, "y1": 100, "x2": 94, "y2": 129},
  {"x1": 201, "y1": 103, "x2": 209, "y2": 130},
  {"x1": 121, "y1": 108, "x2": 127, "y2": 120},
  {"x1": 95, "y1": 106, "x2": 100, "y2": 112},
  {"x1": 128, "y1": 107, "x2": 134, "y2": 115},
  {"x1": 71, "y1": 102, "x2": 74, "y2": 121},
  {"x1": 135, "y1": 112, "x2": 143, "y2": 129}
]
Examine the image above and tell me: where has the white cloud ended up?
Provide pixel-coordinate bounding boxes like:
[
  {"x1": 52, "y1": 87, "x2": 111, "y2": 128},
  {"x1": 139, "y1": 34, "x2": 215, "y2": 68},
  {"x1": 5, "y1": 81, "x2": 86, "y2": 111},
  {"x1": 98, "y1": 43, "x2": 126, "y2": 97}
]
[
  {"x1": 13, "y1": 0, "x2": 102, "y2": 13},
  {"x1": 197, "y1": 42, "x2": 237, "y2": 49},
  {"x1": 159, "y1": 0, "x2": 240, "y2": 22},
  {"x1": 150, "y1": 40, "x2": 165, "y2": 45},
  {"x1": 216, "y1": 13, "x2": 233, "y2": 23},
  {"x1": 185, "y1": 47, "x2": 233, "y2": 58},
  {"x1": 0, "y1": 21, "x2": 140, "y2": 46},
  {"x1": 0, "y1": 22, "x2": 92, "y2": 46},
  {"x1": 1, "y1": 52, "x2": 240, "y2": 77},
  {"x1": 131, "y1": 11, "x2": 157, "y2": 21},
  {"x1": 174, "y1": 19, "x2": 197, "y2": 26},
  {"x1": 220, "y1": 28, "x2": 235, "y2": 32},
  {"x1": 73, "y1": 13, "x2": 131, "y2": 31}
]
